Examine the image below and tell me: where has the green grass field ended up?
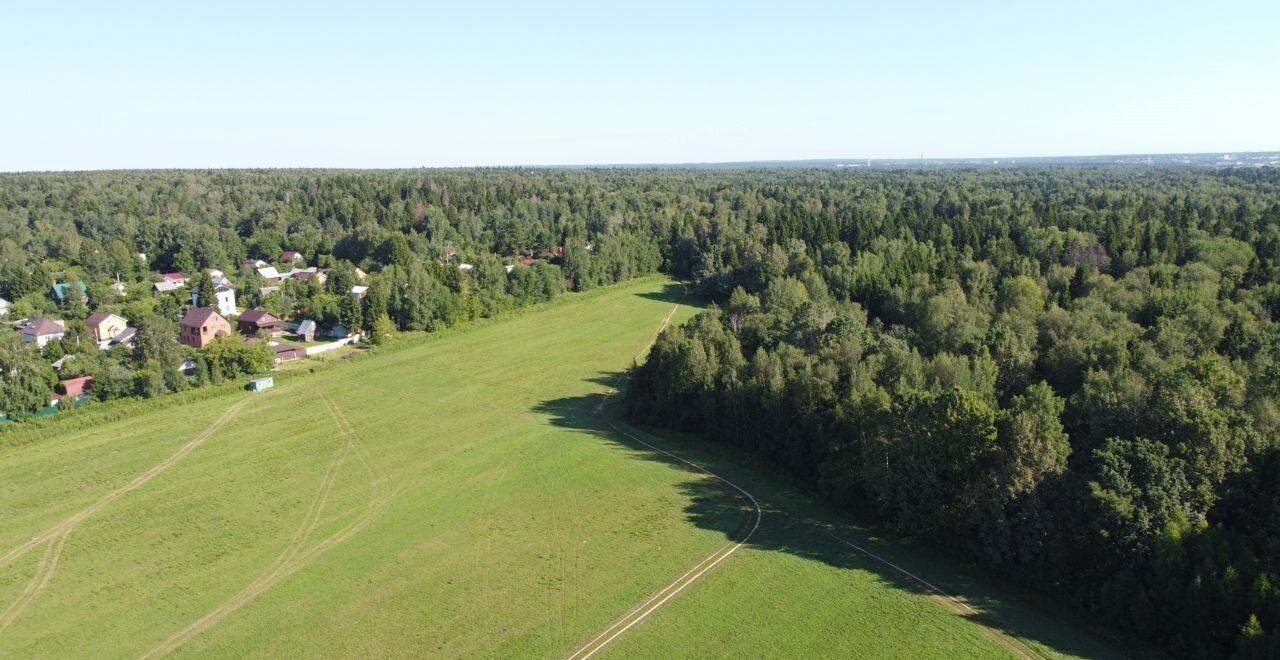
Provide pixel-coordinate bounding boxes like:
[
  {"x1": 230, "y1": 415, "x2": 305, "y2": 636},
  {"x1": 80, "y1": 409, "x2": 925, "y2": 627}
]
[{"x1": 0, "y1": 277, "x2": 1129, "y2": 658}]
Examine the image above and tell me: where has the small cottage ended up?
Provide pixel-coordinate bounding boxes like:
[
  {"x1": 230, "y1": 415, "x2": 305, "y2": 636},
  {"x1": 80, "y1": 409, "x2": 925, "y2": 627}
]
[
  {"x1": 237, "y1": 309, "x2": 284, "y2": 337},
  {"x1": 51, "y1": 281, "x2": 88, "y2": 304},
  {"x1": 296, "y1": 319, "x2": 317, "y2": 342}
]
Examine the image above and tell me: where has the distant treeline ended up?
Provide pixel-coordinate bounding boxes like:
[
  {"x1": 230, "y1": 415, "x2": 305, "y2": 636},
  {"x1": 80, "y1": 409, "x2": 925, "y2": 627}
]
[{"x1": 622, "y1": 166, "x2": 1280, "y2": 659}]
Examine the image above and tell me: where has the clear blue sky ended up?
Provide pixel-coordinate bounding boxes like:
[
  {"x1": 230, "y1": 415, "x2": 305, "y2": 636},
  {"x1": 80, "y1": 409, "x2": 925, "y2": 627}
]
[{"x1": 1, "y1": 0, "x2": 1277, "y2": 170}]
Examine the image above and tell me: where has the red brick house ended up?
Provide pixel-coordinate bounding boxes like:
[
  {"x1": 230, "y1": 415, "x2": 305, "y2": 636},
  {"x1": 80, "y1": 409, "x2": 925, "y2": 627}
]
[{"x1": 179, "y1": 308, "x2": 231, "y2": 348}]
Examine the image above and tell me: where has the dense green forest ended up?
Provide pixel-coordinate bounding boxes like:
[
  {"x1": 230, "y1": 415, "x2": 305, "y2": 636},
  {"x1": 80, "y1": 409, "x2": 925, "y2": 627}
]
[
  {"x1": 3, "y1": 166, "x2": 1279, "y2": 657},
  {"x1": 621, "y1": 166, "x2": 1280, "y2": 659}
]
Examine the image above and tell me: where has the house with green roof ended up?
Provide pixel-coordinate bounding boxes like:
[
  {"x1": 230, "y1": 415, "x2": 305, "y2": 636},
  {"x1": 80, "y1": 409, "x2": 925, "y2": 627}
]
[{"x1": 51, "y1": 281, "x2": 88, "y2": 304}]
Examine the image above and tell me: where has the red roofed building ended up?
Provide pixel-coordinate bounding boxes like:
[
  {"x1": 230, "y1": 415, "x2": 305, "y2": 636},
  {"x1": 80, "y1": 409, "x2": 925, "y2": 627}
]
[
  {"x1": 519, "y1": 257, "x2": 536, "y2": 265},
  {"x1": 162, "y1": 272, "x2": 187, "y2": 286},
  {"x1": 179, "y1": 308, "x2": 231, "y2": 348},
  {"x1": 58, "y1": 375, "x2": 94, "y2": 397},
  {"x1": 280, "y1": 250, "x2": 303, "y2": 263},
  {"x1": 553, "y1": 245, "x2": 564, "y2": 257}
]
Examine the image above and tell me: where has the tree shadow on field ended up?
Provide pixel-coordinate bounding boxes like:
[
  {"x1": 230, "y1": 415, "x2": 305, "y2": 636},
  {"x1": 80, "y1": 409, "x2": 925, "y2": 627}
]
[
  {"x1": 632, "y1": 283, "x2": 696, "y2": 306},
  {"x1": 531, "y1": 373, "x2": 1136, "y2": 660}
]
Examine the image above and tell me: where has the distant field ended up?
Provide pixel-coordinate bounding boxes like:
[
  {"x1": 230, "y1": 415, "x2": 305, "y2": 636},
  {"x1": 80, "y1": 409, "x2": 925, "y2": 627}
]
[{"x1": 0, "y1": 277, "x2": 1126, "y2": 658}]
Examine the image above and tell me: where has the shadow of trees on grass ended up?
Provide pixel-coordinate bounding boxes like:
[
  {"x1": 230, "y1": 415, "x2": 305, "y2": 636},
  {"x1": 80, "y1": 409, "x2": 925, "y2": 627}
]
[
  {"x1": 631, "y1": 282, "x2": 692, "y2": 306},
  {"x1": 532, "y1": 373, "x2": 1133, "y2": 660}
]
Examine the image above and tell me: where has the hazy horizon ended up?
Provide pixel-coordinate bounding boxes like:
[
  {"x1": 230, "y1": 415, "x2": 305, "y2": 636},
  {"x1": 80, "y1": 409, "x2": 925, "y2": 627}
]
[
  {"x1": 3, "y1": 1, "x2": 1278, "y2": 171},
  {"x1": 5, "y1": 150, "x2": 1280, "y2": 175}
]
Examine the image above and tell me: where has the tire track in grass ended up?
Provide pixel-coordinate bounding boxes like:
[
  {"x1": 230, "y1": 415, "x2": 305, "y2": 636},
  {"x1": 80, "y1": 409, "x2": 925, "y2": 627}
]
[
  {"x1": 568, "y1": 287, "x2": 764, "y2": 660},
  {"x1": 142, "y1": 396, "x2": 390, "y2": 659},
  {"x1": 0, "y1": 398, "x2": 252, "y2": 634},
  {"x1": 824, "y1": 531, "x2": 1044, "y2": 660}
]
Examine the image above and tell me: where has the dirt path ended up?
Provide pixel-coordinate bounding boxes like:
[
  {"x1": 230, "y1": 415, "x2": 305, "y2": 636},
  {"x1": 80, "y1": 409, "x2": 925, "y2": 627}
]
[
  {"x1": 824, "y1": 531, "x2": 1045, "y2": 660},
  {"x1": 0, "y1": 398, "x2": 251, "y2": 634},
  {"x1": 141, "y1": 396, "x2": 390, "y2": 659},
  {"x1": 568, "y1": 291, "x2": 764, "y2": 660}
]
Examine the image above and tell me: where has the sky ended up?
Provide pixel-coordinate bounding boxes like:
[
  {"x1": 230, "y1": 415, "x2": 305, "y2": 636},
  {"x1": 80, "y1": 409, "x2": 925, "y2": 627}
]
[{"x1": 1, "y1": 0, "x2": 1277, "y2": 170}]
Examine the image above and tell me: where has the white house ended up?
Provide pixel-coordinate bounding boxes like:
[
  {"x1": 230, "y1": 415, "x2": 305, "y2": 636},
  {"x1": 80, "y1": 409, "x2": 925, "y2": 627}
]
[
  {"x1": 0, "y1": 297, "x2": 9, "y2": 316},
  {"x1": 457, "y1": 263, "x2": 474, "y2": 271},
  {"x1": 20, "y1": 317, "x2": 65, "y2": 348},
  {"x1": 213, "y1": 286, "x2": 237, "y2": 316},
  {"x1": 192, "y1": 285, "x2": 237, "y2": 316},
  {"x1": 350, "y1": 285, "x2": 368, "y2": 301}
]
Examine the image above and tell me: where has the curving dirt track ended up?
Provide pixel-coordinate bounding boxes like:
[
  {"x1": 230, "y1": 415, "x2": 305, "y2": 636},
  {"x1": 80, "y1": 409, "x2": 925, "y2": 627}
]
[
  {"x1": 0, "y1": 398, "x2": 251, "y2": 634},
  {"x1": 140, "y1": 395, "x2": 390, "y2": 659}
]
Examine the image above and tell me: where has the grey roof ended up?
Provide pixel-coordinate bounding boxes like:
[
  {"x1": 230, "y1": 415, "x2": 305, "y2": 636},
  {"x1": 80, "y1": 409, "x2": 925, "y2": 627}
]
[
  {"x1": 110, "y1": 327, "x2": 137, "y2": 345},
  {"x1": 297, "y1": 319, "x2": 317, "y2": 334}
]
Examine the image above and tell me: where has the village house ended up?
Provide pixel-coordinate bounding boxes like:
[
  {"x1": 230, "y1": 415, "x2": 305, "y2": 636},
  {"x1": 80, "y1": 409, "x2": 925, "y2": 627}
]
[
  {"x1": 244, "y1": 259, "x2": 268, "y2": 269},
  {"x1": 153, "y1": 280, "x2": 180, "y2": 293},
  {"x1": 280, "y1": 250, "x2": 303, "y2": 263},
  {"x1": 162, "y1": 272, "x2": 188, "y2": 287},
  {"x1": 110, "y1": 280, "x2": 127, "y2": 298},
  {"x1": 296, "y1": 319, "x2": 317, "y2": 342},
  {"x1": 0, "y1": 297, "x2": 9, "y2": 316},
  {"x1": 179, "y1": 308, "x2": 231, "y2": 349},
  {"x1": 21, "y1": 317, "x2": 65, "y2": 347},
  {"x1": 353, "y1": 268, "x2": 368, "y2": 281},
  {"x1": 457, "y1": 263, "x2": 474, "y2": 271},
  {"x1": 290, "y1": 267, "x2": 327, "y2": 286},
  {"x1": 237, "y1": 309, "x2": 284, "y2": 337},
  {"x1": 51, "y1": 281, "x2": 88, "y2": 304},
  {"x1": 350, "y1": 285, "x2": 368, "y2": 301},
  {"x1": 53, "y1": 375, "x2": 94, "y2": 406},
  {"x1": 256, "y1": 266, "x2": 285, "y2": 281},
  {"x1": 84, "y1": 311, "x2": 128, "y2": 345},
  {"x1": 192, "y1": 281, "x2": 237, "y2": 316}
]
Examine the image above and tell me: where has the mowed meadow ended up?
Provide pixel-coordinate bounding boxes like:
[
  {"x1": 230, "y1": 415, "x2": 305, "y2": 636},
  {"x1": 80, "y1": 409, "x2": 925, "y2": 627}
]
[{"x1": 0, "y1": 277, "x2": 1125, "y2": 658}]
